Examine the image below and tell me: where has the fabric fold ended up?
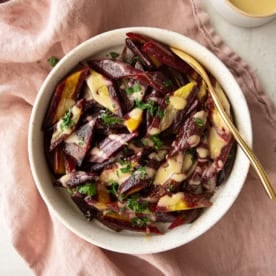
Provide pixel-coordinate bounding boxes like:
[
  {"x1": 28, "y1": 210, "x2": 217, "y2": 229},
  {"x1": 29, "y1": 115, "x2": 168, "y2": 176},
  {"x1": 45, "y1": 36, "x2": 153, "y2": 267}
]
[{"x1": 0, "y1": 0, "x2": 275, "y2": 275}]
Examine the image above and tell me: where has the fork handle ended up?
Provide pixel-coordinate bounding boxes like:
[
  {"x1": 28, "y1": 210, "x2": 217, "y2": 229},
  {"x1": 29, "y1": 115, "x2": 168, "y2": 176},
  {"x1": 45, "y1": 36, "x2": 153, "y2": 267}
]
[{"x1": 208, "y1": 84, "x2": 276, "y2": 200}]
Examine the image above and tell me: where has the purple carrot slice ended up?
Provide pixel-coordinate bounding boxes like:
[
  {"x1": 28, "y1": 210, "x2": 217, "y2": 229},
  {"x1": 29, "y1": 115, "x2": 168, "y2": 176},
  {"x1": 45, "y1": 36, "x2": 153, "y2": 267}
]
[
  {"x1": 43, "y1": 67, "x2": 89, "y2": 128},
  {"x1": 125, "y1": 38, "x2": 155, "y2": 70},
  {"x1": 148, "y1": 82, "x2": 198, "y2": 136},
  {"x1": 89, "y1": 132, "x2": 137, "y2": 163},
  {"x1": 119, "y1": 78, "x2": 148, "y2": 105},
  {"x1": 89, "y1": 59, "x2": 143, "y2": 80},
  {"x1": 126, "y1": 32, "x2": 150, "y2": 44},
  {"x1": 203, "y1": 129, "x2": 235, "y2": 179},
  {"x1": 89, "y1": 59, "x2": 173, "y2": 94},
  {"x1": 50, "y1": 99, "x2": 85, "y2": 151},
  {"x1": 56, "y1": 171, "x2": 98, "y2": 188},
  {"x1": 97, "y1": 211, "x2": 161, "y2": 234},
  {"x1": 168, "y1": 209, "x2": 201, "y2": 229},
  {"x1": 169, "y1": 110, "x2": 208, "y2": 157},
  {"x1": 118, "y1": 166, "x2": 155, "y2": 197},
  {"x1": 137, "y1": 71, "x2": 175, "y2": 94},
  {"x1": 52, "y1": 145, "x2": 66, "y2": 175},
  {"x1": 86, "y1": 69, "x2": 123, "y2": 116},
  {"x1": 71, "y1": 194, "x2": 98, "y2": 220},
  {"x1": 64, "y1": 118, "x2": 97, "y2": 166},
  {"x1": 86, "y1": 181, "x2": 111, "y2": 211},
  {"x1": 64, "y1": 153, "x2": 77, "y2": 173},
  {"x1": 172, "y1": 98, "x2": 199, "y2": 134},
  {"x1": 142, "y1": 40, "x2": 190, "y2": 74}
]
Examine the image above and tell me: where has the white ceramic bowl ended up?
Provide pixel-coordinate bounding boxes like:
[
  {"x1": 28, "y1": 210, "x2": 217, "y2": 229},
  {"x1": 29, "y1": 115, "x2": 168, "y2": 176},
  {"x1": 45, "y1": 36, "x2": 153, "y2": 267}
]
[{"x1": 28, "y1": 27, "x2": 252, "y2": 254}]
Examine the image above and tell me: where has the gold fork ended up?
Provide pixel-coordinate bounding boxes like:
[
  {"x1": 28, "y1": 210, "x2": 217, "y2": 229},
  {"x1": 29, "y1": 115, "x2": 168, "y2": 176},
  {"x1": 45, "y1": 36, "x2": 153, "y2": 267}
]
[{"x1": 171, "y1": 47, "x2": 276, "y2": 200}]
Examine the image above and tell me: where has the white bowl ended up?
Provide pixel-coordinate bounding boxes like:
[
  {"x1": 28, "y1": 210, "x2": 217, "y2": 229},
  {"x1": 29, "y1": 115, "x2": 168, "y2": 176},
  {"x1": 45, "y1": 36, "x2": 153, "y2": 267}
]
[{"x1": 28, "y1": 27, "x2": 252, "y2": 254}]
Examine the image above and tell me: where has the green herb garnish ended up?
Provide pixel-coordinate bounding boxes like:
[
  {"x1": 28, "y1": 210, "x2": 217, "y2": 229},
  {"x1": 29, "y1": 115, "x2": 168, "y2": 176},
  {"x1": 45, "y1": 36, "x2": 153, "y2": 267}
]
[
  {"x1": 156, "y1": 107, "x2": 165, "y2": 119},
  {"x1": 166, "y1": 184, "x2": 174, "y2": 193},
  {"x1": 67, "y1": 189, "x2": 74, "y2": 195},
  {"x1": 126, "y1": 196, "x2": 148, "y2": 213},
  {"x1": 131, "y1": 217, "x2": 150, "y2": 228},
  {"x1": 118, "y1": 158, "x2": 127, "y2": 166},
  {"x1": 100, "y1": 113, "x2": 123, "y2": 126},
  {"x1": 110, "y1": 51, "x2": 120, "y2": 59},
  {"x1": 108, "y1": 182, "x2": 119, "y2": 196},
  {"x1": 48, "y1": 56, "x2": 59, "y2": 67},
  {"x1": 130, "y1": 55, "x2": 140, "y2": 64},
  {"x1": 150, "y1": 135, "x2": 163, "y2": 150},
  {"x1": 60, "y1": 109, "x2": 73, "y2": 131},
  {"x1": 119, "y1": 193, "x2": 126, "y2": 201},
  {"x1": 163, "y1": 80, "x2": 173, "y2": 87},
  {"x1": 123, "y1": 146, "x2": 129, "y2": 154},
  {"x1": 137, "y1": 166, "x2": 147, "y2": 179},
  {"x1": 194, "y1": 117, "x2": 204, "y2": 128},
  {"x1": 165, "y1": 95, "x2": 170, "y2": 105},
  {"x1": 134, "y1": 99, "x2": 157, "y2": 117},
  {"x1": 141, "y1": 139, "x2": 148, "y2": 146},
  {"x1": 126, "y1": 83, "x2": 141, "y2": 95},
  {"x1": 118, "y1": 158, "x2": 133, "y2": 173},
  {"x1": 120, "y1": 163, "x2": 133, "y2": 173},
  {"x1": 78, "y1": 138, "x2": 84, "y2": 146},
  {"x1": 77, "y1": 182, "x2": 97, "y2": 196}
]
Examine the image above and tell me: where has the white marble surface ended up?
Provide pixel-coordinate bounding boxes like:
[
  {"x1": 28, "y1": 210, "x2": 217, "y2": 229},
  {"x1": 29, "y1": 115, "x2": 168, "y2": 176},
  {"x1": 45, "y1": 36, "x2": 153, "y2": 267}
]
[{"x1": 1, "y1": 2, "x2": 275, "y2": 275}]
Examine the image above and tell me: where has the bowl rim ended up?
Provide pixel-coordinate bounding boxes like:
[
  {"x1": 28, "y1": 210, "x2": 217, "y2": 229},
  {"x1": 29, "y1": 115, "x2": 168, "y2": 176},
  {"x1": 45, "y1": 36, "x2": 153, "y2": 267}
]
[{"x1": 28, "y1": 27, "x2": 252, "y2": 254}]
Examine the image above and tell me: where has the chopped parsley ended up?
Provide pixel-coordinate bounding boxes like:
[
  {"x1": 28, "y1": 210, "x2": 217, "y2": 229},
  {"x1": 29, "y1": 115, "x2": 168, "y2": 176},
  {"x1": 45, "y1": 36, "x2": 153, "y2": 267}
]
[
  {"x1": 156, "y1": 107, "x2": 165, "y2": 119},
  {"x1": 108, "y1": 182, "x2": 119, "y2": 196},
  {"x1": 163, "y1": 80, "x2": 173, "y2": 87},
  {"x1": 118, "y1": 159, "x2": 133, "y2": 173},
  {"x1": 78, "y1": 138, "x2": 84, "y2": 146},
  {"x1": 165, "y1": 95, "x2": 170, "y2": 105},
  {"x1": 141, "y1": 138, "x2": 148, "y2": 146},
  {"x1": 150, "y1": 135, "x2": 163, "y2": 150},
  {"x1": 118, "y1": 158, "x2": 127, "y2": 166},
  {"x1": 67, "y1": 188, "x2": 74, "y2": 195},
  {"x1": 134, "y1": 99, "x2": 157, "y2": 117},
  {"x1": 194, "y1": 117, "x2": 204, "y2": 128},
  {"x1": 119, "y1": 193, "x2": 126, "y2": 201},
  {"x1": 109, "y1": 51, "x2": 120, "y2": 59},
  {"x1": 100, "y1": 113, "x2": 123, "y2": 126},
  {"x1": 120, "y1": 163, "x2": 133, "y2": 173},
  {"x1": 130, "y1": 55, "x2": 140, "y2": 64},
  {"x1": 60, "y1": 109, "x2": 73, "y2": 131},
  {"x1": 166, "y1": 184, "x2": 174, "y2": 193},
  {"x1": 126, "y1": 195, "x2": 148, "y2": 213},
  {"x1": 123, "y1": 145, "x2": 129, "y2": 154},
  {"x1": 126, "y1": 83, "x2": 142, "y2": 94},
  {"x1": 136, "y1": 166, "x2": 147, "y2": 179},
  {"x1": 131, "y1": 217, "x2": 150, "y2": 228},
  {"x1": 77, "y1": 182, "x2": 97, "y2": 196},
  {"x1": 48, "y1": 56, "x2": 59, "y2": 67}
]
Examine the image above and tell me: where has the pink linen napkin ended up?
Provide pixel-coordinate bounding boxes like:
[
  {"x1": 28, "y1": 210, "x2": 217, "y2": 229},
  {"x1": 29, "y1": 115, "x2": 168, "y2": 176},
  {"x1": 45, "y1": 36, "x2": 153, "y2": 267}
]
[{"x1": 0, "y1": 0, "x2": 275, "y2": 275}]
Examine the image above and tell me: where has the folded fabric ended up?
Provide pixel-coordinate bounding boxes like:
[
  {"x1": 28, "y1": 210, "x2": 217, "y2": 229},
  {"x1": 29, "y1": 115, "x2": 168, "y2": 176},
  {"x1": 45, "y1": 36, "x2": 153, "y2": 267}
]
[{"x1": 0, "y1": 0, "x2": 275, "y2": 275}]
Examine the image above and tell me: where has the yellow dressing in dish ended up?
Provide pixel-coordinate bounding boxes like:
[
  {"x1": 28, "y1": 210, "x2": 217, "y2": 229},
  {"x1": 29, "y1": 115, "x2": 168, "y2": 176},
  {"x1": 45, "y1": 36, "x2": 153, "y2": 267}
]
[
  {"x1": 228, "y1": 0, "x2": 276, "y2": 16},
  {"x1": 154, "y1": 153, "x2": 184, "y2": 185}
]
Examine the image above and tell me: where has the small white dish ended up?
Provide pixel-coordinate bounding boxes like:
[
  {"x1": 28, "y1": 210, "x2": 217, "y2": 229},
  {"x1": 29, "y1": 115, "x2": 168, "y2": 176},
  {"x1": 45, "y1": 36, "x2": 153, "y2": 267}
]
[
  {"x1": 210, "y1": 0, "x2": 276, "y2": 27},
  {"x1": 28, "y1": 27, "x2": 252, "y2": 254}
]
